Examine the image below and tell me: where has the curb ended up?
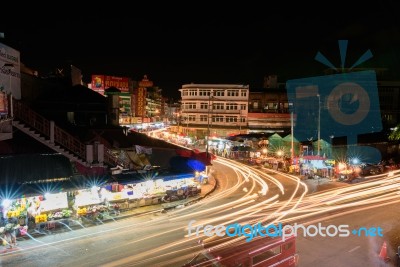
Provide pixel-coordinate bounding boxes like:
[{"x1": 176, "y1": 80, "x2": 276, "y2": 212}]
[{"x1": 181, "y1": 176, "x2": 218, "y2": 207}]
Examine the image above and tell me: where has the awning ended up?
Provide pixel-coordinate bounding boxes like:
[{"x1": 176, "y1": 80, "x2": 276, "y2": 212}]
[{"x1": 0, "y1": 153, "x2": 74, "y2": 185}]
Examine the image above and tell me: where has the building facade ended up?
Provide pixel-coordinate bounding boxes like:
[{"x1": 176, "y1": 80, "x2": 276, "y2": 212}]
[
  {"x1": 146, "y1": 86, "x2": 162, "y2": 121},
  {"x1": 178, "y1": 84, "x2": 249, "y2": 138},
  {"x1": 248, "y1": 83, "x2": 291, "y2": 133}
]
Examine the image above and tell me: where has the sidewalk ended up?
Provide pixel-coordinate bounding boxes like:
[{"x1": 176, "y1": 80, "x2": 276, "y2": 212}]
[{"x1": 17, "y1": 176, "x2": 218, "y2": 241}]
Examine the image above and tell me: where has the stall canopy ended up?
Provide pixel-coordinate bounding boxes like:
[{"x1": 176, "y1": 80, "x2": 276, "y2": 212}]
[
  {"x1": 312, "y1": 139, "x2": 332, "y2": 157},
  {"x1": 126, "y1": 151, "x2": 151, "y2": 169},
  {"x1": 268, "y1": 133, "x2": 283, "y2": 149},
  {"x1": 0, "y1": 153, "x2": 73, "y2": 185},
  {"x1": 175, "y1": 149, "x2": 216, "y2": 166},
  {"x1": 282, "y1": 134, "x2": 300, "y2": 155}
]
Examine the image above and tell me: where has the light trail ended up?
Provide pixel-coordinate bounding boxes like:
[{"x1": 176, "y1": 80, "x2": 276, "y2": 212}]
[{"x1": 4, "y1": 158, "x2": 400, "y2": 267}]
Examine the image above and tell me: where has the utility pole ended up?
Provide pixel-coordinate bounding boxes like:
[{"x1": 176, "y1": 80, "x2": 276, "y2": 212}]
[
  {"x1": 239, "y1": 108, "x2": 242, "y2": 134},
  {"x1": 206, "y1": 92, "x2": 212, "y2": 161},
  {"x1": 317, "y1": 94, "x2": 321, "y2": 156},
  {"x1": 291, "y1": 111, "x2": 294, "y2": 162}
]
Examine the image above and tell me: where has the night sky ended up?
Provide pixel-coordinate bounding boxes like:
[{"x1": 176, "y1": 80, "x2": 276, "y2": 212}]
[{"x1": 2, "y1": 2, "x2": 400, "y2": 99}]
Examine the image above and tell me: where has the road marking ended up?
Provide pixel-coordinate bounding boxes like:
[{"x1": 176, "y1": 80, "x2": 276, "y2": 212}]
[{"x1": 348, "y1": 246, "x2": 360, "y2": 253}]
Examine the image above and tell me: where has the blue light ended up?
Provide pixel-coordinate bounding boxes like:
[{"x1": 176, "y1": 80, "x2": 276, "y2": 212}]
[{"x1": 187, "y1": 159, "x2": 206, "y2": 172}]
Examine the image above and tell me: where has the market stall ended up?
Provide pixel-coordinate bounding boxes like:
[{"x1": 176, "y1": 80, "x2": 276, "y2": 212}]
[
  {"x1": 74, "y1": 187, "x2": 110, "y2": 222},
  {"x1": 2, "y1": 197, "x2": 29, "y2": 226},
  {"x1": 1, "y1": 192, "x2": 74, "y2": 233},
  {"x1": 38, "y1": 192, "x2": 72, "y2": 222}
]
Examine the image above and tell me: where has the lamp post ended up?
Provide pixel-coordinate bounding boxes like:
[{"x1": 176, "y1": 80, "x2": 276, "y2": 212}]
[{"x1": 317, "y1": 94, "x2": 321, "y2": 156}]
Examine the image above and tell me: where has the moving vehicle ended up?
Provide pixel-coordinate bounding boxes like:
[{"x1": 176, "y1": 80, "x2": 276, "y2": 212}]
[{"x1": 183, "y1": 234, "x2": 299, "y2": 267}]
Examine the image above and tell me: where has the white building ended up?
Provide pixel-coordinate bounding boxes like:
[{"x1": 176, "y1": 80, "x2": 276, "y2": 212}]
[{"x1": 178, "y1": 84, "x2": 249, "y2": 138}]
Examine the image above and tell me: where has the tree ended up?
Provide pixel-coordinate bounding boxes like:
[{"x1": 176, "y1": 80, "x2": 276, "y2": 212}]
[{"x1": 389, "y1": 125, "x2": 400, "y2": 141}]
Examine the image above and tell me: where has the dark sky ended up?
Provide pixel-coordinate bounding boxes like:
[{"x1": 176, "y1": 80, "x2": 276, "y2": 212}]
[{"x1": 2, "y1": 2, "x2": 400, "y2": 99}]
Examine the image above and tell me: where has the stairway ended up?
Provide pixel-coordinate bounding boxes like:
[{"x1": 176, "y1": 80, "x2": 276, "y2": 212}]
[
  {"x1": 10, "y1": 98, "x2": 115, "y2": 167},
  {"x1": 12, "y1": 120, "x2": 90, "y2": 166}
]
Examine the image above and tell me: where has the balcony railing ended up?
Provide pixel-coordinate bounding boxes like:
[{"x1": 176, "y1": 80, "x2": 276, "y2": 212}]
[{"x1": 180, "y1": 108, "x2": 245, "y2": 114}]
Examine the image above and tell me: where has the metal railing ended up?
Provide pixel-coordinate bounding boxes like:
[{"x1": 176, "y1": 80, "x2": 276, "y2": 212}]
[
  {"x1": 12, "y1": 98, "x2": 122, "y2": 167},
  {"x1": 13, "y1": 99, "x2": 86, "y2": 161}
]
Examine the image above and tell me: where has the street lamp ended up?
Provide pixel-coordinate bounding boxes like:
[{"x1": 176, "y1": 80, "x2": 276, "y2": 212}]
[{"x1": 317, "y1": 94, "x2": 321, "y2": 156}]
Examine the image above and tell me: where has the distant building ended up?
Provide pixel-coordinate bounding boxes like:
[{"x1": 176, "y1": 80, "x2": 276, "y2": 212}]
[
  {"x1": 248, "y1": 75, "x2": 291, "y2": 134},
  {"x1": 178, "y1": 83, "x2": 249, "y2": 138}
]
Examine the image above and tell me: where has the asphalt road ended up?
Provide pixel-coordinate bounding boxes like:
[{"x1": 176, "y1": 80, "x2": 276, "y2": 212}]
[{"x1": 1, "y1": 160, "x2": 399, "y2": 267}]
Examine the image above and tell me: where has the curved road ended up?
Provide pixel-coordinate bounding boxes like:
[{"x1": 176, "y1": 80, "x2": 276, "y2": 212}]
[{"x1": 1, "y1": 159, "x2": 399, "y2": 266}]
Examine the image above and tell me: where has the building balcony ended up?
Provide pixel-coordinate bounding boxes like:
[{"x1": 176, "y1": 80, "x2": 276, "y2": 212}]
[
  {"x1": 181, "y1": 95, "x2": 248, "y2": 101},
  {"x1": 181, "y1": 108, "x2": 247, "y2": 115},
  {"x1": 181, "y1": 121, "x2": 247, "y2": 127}
]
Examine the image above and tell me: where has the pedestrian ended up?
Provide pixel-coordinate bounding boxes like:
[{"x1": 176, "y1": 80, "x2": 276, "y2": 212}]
[
  {"x1": 113, "y1": 204, "x2": 120, "y2": 216},
  {"x1": 4, "y1": 217, "x2": 18, "y2": 249}
]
